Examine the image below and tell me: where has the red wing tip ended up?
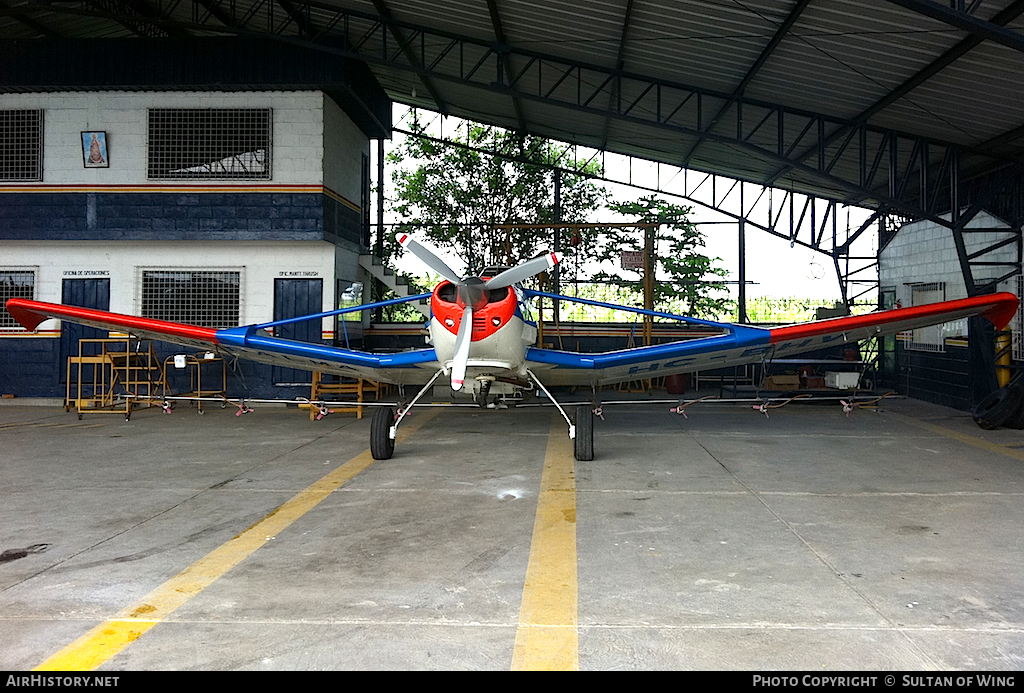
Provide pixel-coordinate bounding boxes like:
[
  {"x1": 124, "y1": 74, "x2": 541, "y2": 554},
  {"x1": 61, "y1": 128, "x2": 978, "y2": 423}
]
[
  {"x1": 5, "y1": 298, "x2": 47, "y2": 331},
  {"x1": 769, "y1": 292, "x2": 1020, "y2": 343},
  {"x1": 986, "y1": 292, "x2": 1019, "y2": 330}
]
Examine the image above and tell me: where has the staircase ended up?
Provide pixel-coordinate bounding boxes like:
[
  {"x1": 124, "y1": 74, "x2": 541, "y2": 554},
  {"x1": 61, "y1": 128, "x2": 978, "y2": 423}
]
[{"x1": 359, "y1": 254, "x2": 431, "y2": 318}]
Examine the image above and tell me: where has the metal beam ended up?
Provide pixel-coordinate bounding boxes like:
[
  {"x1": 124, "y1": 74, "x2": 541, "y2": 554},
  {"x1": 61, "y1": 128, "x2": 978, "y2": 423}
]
[
  {"x1": 977, "y1": 121, "x2": 1024, "y2": 154},
  {"x1": 680, "y1": 0, "x2": 811, "y2": 167},
  {"x1": 276, "y1": 0, "x2": 311, "y2": 38},
  {"x1": 190, "y1": 0, "x2": 234, "y2": 28},
  {"x1": 5, "y1": 10, "x2": 63, "y2": 37},
  {"x1": 485, "y1": 0, "x2": 525, "y2": 132},
  {"x1": 598, "y1": 0, "x2": 635, "y2": 152},
  {"x1": 370, "y1": 0, "x2": 448, "y2": 115},
  {"x1": 882, "y1": 0, "x2": 1024, "y2": 54},
  {"x1": 86, "y1": 0, "x2": 189, "y2": 38},
  {"x1": 766, "y1": 0, "x2": 1024, "y2": 187}
]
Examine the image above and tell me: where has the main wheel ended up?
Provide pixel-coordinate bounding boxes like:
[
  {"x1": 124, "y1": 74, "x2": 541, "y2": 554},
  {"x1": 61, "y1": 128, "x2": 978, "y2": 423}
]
[
  {"x1": 370, "y1": 406, "x2": 396, "y2": 460},
  {"x1": 972, "y1": 386, "x2": 1022, "y2": 430},
  {"x1": 995, "y1": 385, "x2": 1024, "y2": 430},
  {"x1": 574, "y1": 404, "x2": 594, "y2": 461}
]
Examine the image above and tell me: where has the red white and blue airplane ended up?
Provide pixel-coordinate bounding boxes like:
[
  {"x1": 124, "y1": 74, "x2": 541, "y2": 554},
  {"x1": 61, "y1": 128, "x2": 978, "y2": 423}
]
[{"x1": 5, "y1": 233, "x2": 1019, "y2": 461}]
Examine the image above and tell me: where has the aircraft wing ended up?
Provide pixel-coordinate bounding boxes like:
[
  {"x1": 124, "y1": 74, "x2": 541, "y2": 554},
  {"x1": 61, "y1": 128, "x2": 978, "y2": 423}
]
[
  {"x1": 5, "y1": 298, "x2": 441, "y2": 385},
  {"x1": 524, "y1": 292, "x2": 1019, "y2": 388}
]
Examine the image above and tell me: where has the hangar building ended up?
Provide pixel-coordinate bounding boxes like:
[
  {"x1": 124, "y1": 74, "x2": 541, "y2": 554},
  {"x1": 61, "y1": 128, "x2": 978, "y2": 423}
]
[{"x1": 2, "y1": 2, "x2": 1024, "y2": 407}]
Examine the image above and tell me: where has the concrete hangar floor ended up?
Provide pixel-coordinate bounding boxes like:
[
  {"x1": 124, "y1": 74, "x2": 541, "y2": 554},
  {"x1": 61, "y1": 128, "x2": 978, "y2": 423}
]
[{"x1": 1, "y1": 391, "x2": 1022, "y2": 671}]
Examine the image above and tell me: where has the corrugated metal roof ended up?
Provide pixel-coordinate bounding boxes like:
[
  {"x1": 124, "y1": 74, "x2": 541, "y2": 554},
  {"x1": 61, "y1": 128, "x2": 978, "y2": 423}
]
[{"x1": 1, "y1": 0, "x2": 1021, "y2": 212}]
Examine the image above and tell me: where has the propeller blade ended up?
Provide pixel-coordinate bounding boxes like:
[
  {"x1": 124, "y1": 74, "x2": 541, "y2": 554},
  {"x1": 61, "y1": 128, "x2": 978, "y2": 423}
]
[
  {"x1": 396, "y1": 233, "x2": 462, "y2": 284},
  {"x1": 484, "y1": 252, "x2": 563, "y2": 289},
  {"x1": 450, "y1": 306, "x2": 474, "y2": 391}
]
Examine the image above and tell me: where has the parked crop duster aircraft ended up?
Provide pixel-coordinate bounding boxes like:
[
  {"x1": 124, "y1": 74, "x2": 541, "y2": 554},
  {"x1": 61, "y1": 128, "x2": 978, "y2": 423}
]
[{"x1": 6, "y1": 234, "x2": 1018, "y2": 461}]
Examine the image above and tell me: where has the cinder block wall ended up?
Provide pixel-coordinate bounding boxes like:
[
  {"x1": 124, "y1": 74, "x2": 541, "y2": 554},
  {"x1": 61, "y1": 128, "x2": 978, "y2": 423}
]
[{"x1": 0, "y1": 91, "x2": 371, "y2": 399}]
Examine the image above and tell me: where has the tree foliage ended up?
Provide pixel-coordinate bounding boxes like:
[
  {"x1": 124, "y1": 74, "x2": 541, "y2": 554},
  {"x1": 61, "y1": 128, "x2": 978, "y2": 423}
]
[
  {"x1": 380, "y1": 115, "x2": 733, "y2": 322},
  {"x1": 384, "y1": 113, "x2": 607, "y2": 274},
  {"x1": 592, "y1": 197, "x2": 732, "y2": 319}
]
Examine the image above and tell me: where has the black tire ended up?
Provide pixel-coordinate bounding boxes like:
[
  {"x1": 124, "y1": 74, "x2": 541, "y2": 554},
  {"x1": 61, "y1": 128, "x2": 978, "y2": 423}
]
[
  {"x1": 1001, "y1": 385, "x2": 1024, "y2": 429},
  {"x1": 370, "y1": 406, "x2": 396, "y2": 460},
  {"x1": 972, "y1": 386, "x2": 1023, "y2": 430},
  {"x1": 574, "y1": 404, "x2": 594, "y2": 461}
]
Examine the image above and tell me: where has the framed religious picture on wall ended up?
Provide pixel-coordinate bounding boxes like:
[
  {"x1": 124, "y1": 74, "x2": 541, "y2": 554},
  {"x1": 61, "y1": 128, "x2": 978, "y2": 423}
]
[{"x1": 81, "y1": 131, "x2": 109, "y2": 168}]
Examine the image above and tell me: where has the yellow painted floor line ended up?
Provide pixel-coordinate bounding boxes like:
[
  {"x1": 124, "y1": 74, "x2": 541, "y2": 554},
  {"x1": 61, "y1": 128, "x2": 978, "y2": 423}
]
[
  {"x1": 893, "y1": 412, "x2": 1024, "y2": 463},
  {"x1": 34, "y1": 408, "x2": 440, "y2": 672},
  {"x1": 511, "y1": 414, "x2": 579, "y2": 671}
]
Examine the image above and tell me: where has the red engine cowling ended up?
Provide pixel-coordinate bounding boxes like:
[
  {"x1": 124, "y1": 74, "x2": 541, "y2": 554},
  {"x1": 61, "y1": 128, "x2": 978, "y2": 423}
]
[{"x1": 431, "y1": 280, "x2": 516, "y2": 341}]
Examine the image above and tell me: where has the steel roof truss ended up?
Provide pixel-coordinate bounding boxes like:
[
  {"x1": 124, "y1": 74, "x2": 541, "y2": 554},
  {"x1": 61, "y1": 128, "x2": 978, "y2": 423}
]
[
  {"x1": 485, "y1": 0, "x2": 525, "y2": 132},
  {"x1": 882, "y1": 0, "x2": 1024, "y2": 54},
  {"x1": 190, "y1": 0, "x2": 232, "y2": 28},
  {"x1": 767, "y1": 0, "x2": 1024, "y2": 187},
  {"x1": 681, "y1": 0, "x2": 812, "y2": 167},
  {"x1": 371, "y1": 0, "x2": 447, "y2": 114},
  {"x1": 18, "y1": 0, "x2": 1015, "y2": 225},
  {"x1": 7, "y1": 10, "x2": 63, "y2": 37}
]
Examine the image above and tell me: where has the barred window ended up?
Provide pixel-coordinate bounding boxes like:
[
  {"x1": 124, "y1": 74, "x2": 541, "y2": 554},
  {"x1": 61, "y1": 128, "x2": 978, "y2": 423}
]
[
  {"x1": 0, "y1": 269, "x2": 36, "y2": 330},
  {"x1": 148, "y1": 109, "x2": 271, "y2": 179},
  {"x1": 1, "y1": 110, "x2": 43, "y2": 181},
  {"x1": 909, "y1": 282, "x2": 946, "y2": 353},
  {"x1": 141, "y1": 270, "x2": 241, "y2": 329}
]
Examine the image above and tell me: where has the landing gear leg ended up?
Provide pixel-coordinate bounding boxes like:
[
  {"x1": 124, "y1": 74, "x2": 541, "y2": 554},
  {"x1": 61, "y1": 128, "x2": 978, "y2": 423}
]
[
  {"x1": 526, "y1": 369, "x2": 594, "y2": 461},
  {"x1": 574, "y1": 404, "x2": 594, "y2": 462},
  {"x1": 370, "y1": 369, "x2": 444, "y2": 460},
  {"x1": 477, "y1": 377, "x2": 492, "y2": 408}
]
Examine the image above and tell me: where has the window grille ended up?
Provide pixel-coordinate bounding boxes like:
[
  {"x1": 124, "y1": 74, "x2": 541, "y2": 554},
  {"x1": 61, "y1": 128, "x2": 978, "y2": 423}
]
[
  {"x1": 909, "y1": 282, "x2": 946, "y2": 352},
  {"x1": 0, "y1": 110, "x2": 43, "y2": 181},
  {"x1": 148, "y1": 109, "x2": 272, "y2": 179},
  {"x1": 0, "y1": 269, "x2": 36, "y2": 330},
  {"x1": 141, "y1": 270, "x2": 241, "y2": 329}
]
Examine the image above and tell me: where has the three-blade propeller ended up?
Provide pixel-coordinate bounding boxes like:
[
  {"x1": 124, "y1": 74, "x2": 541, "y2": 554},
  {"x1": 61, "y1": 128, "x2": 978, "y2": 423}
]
[{"x1": 397, "y1": 233, "x2": 561, "y2": 391}]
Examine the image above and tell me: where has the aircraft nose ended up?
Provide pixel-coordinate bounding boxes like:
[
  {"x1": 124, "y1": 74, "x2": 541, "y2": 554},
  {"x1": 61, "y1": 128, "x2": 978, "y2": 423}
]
[{"x1": 457, "y1": 278, "x2": 489, "y2": 310}]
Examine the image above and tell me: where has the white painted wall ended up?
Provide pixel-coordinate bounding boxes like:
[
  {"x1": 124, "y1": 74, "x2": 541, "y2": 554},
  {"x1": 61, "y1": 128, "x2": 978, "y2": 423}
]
[
  {"x1": 3, "y1": 240, "x2": 340, "y2": 335},
  {"x1": 880, "y1": 211, "x2": 1017, "y2": 304},
  {"x1": 879, "y1": 210, "x2": 1019, "y2": 344},
  {"x1": 0, "y1": 91, "x2": 340, "y2": 186},
  {"x1": 322, "y1": 93, "x2": 369, "y2": 203}
]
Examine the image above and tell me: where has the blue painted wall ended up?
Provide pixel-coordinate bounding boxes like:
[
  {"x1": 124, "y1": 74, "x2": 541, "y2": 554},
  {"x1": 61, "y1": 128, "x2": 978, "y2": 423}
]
[
  {"x1": 0, "y1": 192, "x2": 361, "y2": 245},
  {"x1": 0, "y1": 339, "x2": 62, "y2": 398},
  {"x1": 1, "y1": 337, "x2": 314, "y2": 401},
  {"x1": 895, "y1": 344, "x2": 972, "y2": 411}
]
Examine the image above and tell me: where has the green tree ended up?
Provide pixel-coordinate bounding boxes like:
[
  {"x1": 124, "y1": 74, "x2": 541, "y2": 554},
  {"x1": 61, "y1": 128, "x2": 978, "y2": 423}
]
[
  {"x1": 385, "y1": 113, "x2": 607, "y2": 274},
  {"x1": 593, "y1": 197, "x2": 732, "y2": 320}
]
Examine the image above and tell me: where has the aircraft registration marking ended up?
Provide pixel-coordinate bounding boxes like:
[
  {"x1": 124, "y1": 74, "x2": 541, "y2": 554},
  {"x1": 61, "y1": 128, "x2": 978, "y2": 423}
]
[
  {"x1": 32, "y1": 409, "x2": 441, "y2": 671},
  {"x1": 511, "y1": 414, "x2": 579, "y2": 671}
]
